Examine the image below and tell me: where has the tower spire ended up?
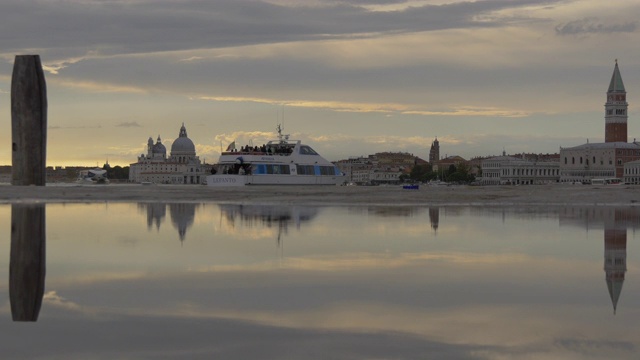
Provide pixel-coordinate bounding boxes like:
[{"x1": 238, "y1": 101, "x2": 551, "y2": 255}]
[{"x1": 605, "y1": 60, "x2": 628, "y2": 143}]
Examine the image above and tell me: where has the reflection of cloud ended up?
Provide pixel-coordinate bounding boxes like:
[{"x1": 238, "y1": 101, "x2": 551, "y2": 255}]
[
  {"x1": 193, "y1": 252, "x2": 533, "y2": 273},
  {"x1": 43, "y1": 291, "x2": 82, "y2": 311}
]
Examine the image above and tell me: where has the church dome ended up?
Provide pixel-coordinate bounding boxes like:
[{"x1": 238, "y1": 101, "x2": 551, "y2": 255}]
[
  {"x1": 152, "y1": 136, "x2": 166, "y2": 155},
  {"x1": 170, "y1": 123, "x2": 196, "y2": 156}
]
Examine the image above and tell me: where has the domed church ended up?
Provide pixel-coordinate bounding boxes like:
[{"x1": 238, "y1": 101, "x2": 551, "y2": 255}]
[{"x1": 129, "y1": 124, "x2": 211, "y2": 184}]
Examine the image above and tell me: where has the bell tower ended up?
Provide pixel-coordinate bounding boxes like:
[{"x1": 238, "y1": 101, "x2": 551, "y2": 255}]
[
  {"x1": 429, "y1": 137, "x2": 440, "y2": 164},
  {"x1": 605, "y1": 60, "x2": 628, "y2": 143}
]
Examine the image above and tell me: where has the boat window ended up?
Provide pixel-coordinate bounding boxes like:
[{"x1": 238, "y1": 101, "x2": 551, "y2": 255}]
[
  {"x1": 296, "y1": 165, "x2": 315, "y2": 175},
  {"x1": 266, "y1": 164, "x2": 291, "y2": 175},
  {"x1": 319, "y1": 166, "x2": 334, "y2": 175},
  {"x1": 299, "y1": 146, "x2": 318, "y2": 155}
]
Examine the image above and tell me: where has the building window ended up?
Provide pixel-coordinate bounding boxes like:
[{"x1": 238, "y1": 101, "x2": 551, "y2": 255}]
[{"x1": 572, "y1": 157, "x2": 575, "y2": 164}]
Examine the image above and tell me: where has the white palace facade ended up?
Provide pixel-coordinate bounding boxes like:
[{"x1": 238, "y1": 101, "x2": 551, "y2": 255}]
[
  {"x1": 129, "y1": 124, "x2": 211, "y2": 184},
  {"x1": 481, "y1": 153, "x2": 559, "y2": 185}
]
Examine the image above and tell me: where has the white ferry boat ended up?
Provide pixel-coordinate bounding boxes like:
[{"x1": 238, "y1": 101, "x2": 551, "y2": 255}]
[{"x1": 206, "y1": 126, "x2": 345, "y2": 186}]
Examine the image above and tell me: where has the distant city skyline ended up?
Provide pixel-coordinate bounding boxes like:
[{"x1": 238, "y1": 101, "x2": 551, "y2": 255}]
[{"x1": 1, "y1": 0, "x2": 639, "y2": 166}]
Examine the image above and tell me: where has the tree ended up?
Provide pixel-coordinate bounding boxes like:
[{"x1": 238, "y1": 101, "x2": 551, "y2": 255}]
[
  {"x1": 447, "y1": 162, "x2": 475, "y2": 184},
  {"x1": 104, "y1": 165, "x2": 129, "y2": 180}
]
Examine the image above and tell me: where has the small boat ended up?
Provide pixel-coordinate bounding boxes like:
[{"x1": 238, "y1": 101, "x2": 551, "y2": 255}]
[
  {"x1": 402, "y1": 184, "x2": 419, "y2": 190},
  {"x1": 206, "y1": 125, "x2": 345, "y2": 186},
  {"x1": 76, "y1": 168, "x2": 109, "y2": 184}
]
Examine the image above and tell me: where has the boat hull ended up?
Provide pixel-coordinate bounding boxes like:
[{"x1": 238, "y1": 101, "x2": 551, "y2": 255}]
[{"x1": 206, "y1": 174, "x2": 343, "y2": 186}]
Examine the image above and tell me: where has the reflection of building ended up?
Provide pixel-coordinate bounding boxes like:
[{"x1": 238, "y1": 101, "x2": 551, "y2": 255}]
[
  {"x1": 139, "y1": 203, "x2": 167, "y2": 231},
  {"x1": 429, "y1": 207, "x2": 439, "y2": 234},
  {"x1": 169, "y1": 203, "x2": 197, "y2": 242},
  {"x1": 604, "y1": 223, "x2": 626, "y2": 314},
  {"x1": 559, "y1": 207, "x2": 640, "y2": 314},
  {"x1": 138, "y1": 202, "x2": 198, "y2": 243},
  {"x1": 129, "y1": 124, "x2": 211, "y2": 184}
]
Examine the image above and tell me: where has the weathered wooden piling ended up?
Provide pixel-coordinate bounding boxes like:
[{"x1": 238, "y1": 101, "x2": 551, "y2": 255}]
[
  {"x1": 10, "y1": 204, "x2": 46, "y2": 321},
  {"x1": 11, "y1": 55, "x2": 47, "y2": 185}
]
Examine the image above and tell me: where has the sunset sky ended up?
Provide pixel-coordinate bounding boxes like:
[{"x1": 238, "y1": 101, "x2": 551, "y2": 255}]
[{"x1": 1, "y1": 0, "x2": 639, "y2": 167}]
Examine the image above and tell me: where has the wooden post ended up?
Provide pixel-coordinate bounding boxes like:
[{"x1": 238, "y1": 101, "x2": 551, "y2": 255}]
[
  {"x1": 10, "y1": 204, "x2": 46, "y2": 321},
  {"x1": 11, "y1": 55, "x2": 47, "y2": 186}
]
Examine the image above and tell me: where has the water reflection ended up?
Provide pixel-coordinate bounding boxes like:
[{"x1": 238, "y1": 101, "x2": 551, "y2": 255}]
[
  {"x1": 169, "y1": 203, "x2": 197, "y2": 243},
  {"x1": 429, "y1": 207, "x2": 439, "y2": 234},
  {"x1": 3, "y1": 203, "x2": 640, "y2": 358},
  {"x1": 9, "y1": 204, "x2": 46, "y2": 321},
  {"x1": 137, "y1": 202, "x2": 198, "y2": 243},
  {"x1": 559, "y1": 207, "x2": 640, "y2": 314},
  {"x1": 218, "y1": 204, "x2": 319, "y2": 245}
]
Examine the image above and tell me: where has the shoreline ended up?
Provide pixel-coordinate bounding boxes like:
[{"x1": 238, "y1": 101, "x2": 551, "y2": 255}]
[{"x1": 1, "y1": 183, "x2": 640, "y2": 207}]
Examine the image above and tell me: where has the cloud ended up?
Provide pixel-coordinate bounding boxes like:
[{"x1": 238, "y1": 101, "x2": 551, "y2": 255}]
[
  {"x1": 0, "y1": 0, "x2": 562, "y2": 63},
  {"x1": 49, "y1": 125, "x2": 102, "y2": 130},
  {"x1": 116, "y1": 121, "x2": 142, "y2": 128},
  {"x1": 179, "y1": 56, "x2": 204, "y2": 62},
  {"x1": 555, "y1": 17, "x2": 637, "y2": 36},
  {"x1": 198, "y1": 95, "x2": 529, "y2": 117}
]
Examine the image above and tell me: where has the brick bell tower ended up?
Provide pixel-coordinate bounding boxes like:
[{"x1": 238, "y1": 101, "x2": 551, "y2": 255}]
[{"x1": 605, "y1": 60, "x2": 628, "y2": 143}]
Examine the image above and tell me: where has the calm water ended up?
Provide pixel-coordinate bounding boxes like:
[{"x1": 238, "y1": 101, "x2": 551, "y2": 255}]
[{"x1": 1, "y1": 203, "x2": 639, "y2": 359}]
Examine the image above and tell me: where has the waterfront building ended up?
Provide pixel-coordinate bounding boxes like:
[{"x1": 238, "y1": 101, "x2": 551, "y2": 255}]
[
  {"x1": 560, "y1": 61, "x2": 640, "y2": 183},
  {"x1": 129, "y1": 124, "x2": 211, "y2": 184},
  {"x1": 623, "y1": 159, "x2": 640, "y2": 184},
  {"x1": 433, "y1": 155, "x2": 466, "y2": 173},
  {"x1": 335, "y1": 152, "x2": 421, "y2": 185},
  {"x1": 480, "y1": 152, "x2": 560, "y2": 185}
]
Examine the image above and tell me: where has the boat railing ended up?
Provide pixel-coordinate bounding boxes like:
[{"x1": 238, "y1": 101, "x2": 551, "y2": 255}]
[{"x1": 221, "y1": 150, "x2": 293, "y2": 156}]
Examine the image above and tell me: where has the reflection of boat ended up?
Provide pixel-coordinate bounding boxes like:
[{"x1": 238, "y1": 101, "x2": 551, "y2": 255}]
[
  {"x1": 76, "y1": 168, "x2": 109, "y2": 184},
  {"x1": 219, "y1": 204, "x2": 319, "y2": 227},
  {"x1": 206, "y1": 125, "x2": 345, "y2": 186},
  {"x1": 219, "y1": 204, "x2": 319, "y2": 245}
]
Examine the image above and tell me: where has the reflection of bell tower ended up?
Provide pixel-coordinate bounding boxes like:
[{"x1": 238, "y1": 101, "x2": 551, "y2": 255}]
[
  {"x1": 429, "y1": 207, "x2": 439, "y2": 234},
  {"x1": 604, "y1": 219, "x2": 627, "y2": 314}
]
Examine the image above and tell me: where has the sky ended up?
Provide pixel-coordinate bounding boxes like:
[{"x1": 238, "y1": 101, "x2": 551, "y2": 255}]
[{"x1": 1, "y1": 0, "x2": 639, "y2": 167}]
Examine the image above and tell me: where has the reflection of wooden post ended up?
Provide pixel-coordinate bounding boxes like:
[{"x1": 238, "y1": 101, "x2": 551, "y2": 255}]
[
  {"x1": 10, "y1": 204, "x2": 46, "y2": 321},
  {"x1": 11, "y1": 55, "x2": 47, "y2": 186}
]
